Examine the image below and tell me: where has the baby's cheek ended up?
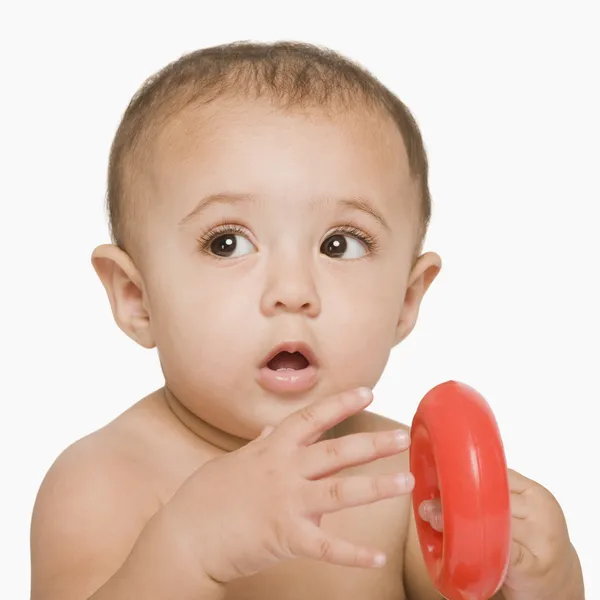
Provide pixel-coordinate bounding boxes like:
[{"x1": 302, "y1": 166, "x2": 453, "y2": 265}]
[{"x1": 325, "y1": 317, "x2": 395, "y2": 387}]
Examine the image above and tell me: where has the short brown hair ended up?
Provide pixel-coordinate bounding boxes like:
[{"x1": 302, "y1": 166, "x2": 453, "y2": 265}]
[{"x1": 107, "y1": 41, "x2": 432, "y2": 256}]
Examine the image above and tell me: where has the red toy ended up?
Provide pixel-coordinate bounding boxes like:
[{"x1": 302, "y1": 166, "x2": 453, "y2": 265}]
[{"x1": 410, "y1": 381, "x2": 511, "y2": 600}]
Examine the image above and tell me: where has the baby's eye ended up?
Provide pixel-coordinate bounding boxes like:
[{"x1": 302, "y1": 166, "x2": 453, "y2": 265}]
[
  {"x1": 209, "y1": 233, "x2": 256, "y2": 258},
  {"x1": 320, "y1": 234, "x2": 367, "y2": 259}
]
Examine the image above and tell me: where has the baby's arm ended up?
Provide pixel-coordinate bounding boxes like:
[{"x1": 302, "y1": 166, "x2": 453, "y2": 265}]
[{"x1": 30, "y1": 437, "x2": 223, "y2": 600}]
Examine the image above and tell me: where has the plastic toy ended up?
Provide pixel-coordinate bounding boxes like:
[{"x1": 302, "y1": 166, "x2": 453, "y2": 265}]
[{"x1": 410, "y1": 381, "x2": 511, "y2": 600}]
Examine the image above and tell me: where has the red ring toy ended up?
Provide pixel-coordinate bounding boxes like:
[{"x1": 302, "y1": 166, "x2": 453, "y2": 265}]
[{"x1": 410, "y1": 381, "x2": 511, "y2": 600}]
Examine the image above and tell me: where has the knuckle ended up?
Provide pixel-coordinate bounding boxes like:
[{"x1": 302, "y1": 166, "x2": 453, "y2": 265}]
[
  {"x1": 299, "y1": 406, "x2": 321, "y2": 428},
  {"x1": 317, "y1": 536, "x2": 333, "y2": 561},
  {"x1": 299, "y1": 406, "x2": 315, "y2": 423},
  {"x1": 286, "y1": 527, "x2": 305, "y2": 559},
  {"x1": 371, "y1": 476, "x2": 383, "y2": 497},
  {"x1": 370, "y1": 434, "x2": 382, "y2": 454},
  {"x1": 325, "y1": 440, "x2": 342, "y2": 460},
  {"x1": 261, "y1": 460, "x2": 289, "y2": 496},
  {"x1": 328, "y1": 479, "x2": 344, "y2": 504},
  {"x1": 270, "y1": 516, "x2": 292, "y2": 558},
  {"x1": 512, "y1": 543, "x2": 527, "y2": 568}
]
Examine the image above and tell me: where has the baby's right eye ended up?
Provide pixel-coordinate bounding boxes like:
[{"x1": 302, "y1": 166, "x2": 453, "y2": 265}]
[
  {"x1": 198, "y1": 225, "x2": 257, "y2": 259},
  {"x1": 208, "y1": 233, "x2": 256, "y2": 258}
]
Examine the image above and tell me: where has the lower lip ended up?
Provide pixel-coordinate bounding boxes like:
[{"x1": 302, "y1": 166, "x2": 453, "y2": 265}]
[{"x1": 258, "y1": 365, "x2": 318, "y2": 394}]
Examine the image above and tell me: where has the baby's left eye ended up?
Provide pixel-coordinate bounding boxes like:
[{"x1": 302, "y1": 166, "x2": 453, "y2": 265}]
[{"x1": 320, "y1": 234, "x2": 367, "y2": 259}]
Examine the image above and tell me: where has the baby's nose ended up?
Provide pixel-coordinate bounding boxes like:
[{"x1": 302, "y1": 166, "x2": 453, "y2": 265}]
[
  {"x1": 260, "y1": 267, "x2": 321, "y2": 317},
  {"x1": 263, "y1": 287, "x2": 320, "y2": 317}
]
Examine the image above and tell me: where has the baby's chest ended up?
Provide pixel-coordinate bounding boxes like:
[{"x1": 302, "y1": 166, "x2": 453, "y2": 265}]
[
  {"x1": 223, "y1": 565, "x2": 406, "y2": 600},
  {"x1": 223, "y1": 498, "x2": 409, "y2": 600}
]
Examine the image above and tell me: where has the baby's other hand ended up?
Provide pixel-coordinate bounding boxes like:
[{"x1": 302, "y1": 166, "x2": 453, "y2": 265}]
[{"x1": 418, "y1": 469, "x2": 584, "y2": 600}]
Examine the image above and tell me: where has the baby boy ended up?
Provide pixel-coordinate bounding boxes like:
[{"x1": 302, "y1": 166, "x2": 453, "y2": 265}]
[{"x1": 30, "y1": 41, "x2": 584, "y2": 600}]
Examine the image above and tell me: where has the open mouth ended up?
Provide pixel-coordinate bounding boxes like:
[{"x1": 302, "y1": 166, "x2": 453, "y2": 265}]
[
  {"x1": 267, "y1": 351, "x2": 310, "y2": 371},
  {"x1": 258, "y1": 342, "x2": 318, "y2": 393},
  {"x1": 261, "y1": 342, "x2": 318, "y2": 370}
]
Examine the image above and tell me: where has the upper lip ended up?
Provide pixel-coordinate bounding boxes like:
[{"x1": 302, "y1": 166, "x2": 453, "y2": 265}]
[{"x1": 261, "y1": 341, "x2": 319, "y2": 368}]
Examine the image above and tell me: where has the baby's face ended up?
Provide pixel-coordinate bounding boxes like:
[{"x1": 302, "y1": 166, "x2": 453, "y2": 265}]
[{"x1": 128, "y1": 98, "x2": 440, "y2": 440}]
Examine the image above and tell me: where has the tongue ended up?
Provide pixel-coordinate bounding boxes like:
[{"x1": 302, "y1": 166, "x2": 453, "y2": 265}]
[{"x1": 267, "y1": 351, "x2": 309, "y2": 371}]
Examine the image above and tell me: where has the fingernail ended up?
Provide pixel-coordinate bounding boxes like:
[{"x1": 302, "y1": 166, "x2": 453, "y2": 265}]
[
  {"x1": 373, "y1": 552, "x2": 386, "y2": 567},
  {"x1": 356, "y1": 387, "x2": 372, "y2": 400},
  {"x1": 395, "y1": 472, "x2": 415, "y2": 489},
  {"x1": 393, "y1": 429, "x2": 410, "y2": 444}
]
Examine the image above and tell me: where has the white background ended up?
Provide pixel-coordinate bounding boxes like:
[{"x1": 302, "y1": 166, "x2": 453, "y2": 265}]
[{"x1": 1, "y1": 1, "x2": 598, "y2": 598}]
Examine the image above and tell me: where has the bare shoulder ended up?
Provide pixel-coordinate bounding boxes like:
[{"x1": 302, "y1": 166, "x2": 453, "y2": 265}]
[
  {"x1": 319, "y1": 411, "x2": 413, "y2": 596},
  {"x1": 30, "y1": 408, "x2": 162, "y2": 600},
  {"x1": 348, "y1": 408, "x2": 410, "y2": 433},
  {"x1": 341, "y1": 410, "x2": 443, "y2": 600},
  {"x1": 340, "y1": 408, "x2": 410, "y2": 471}
]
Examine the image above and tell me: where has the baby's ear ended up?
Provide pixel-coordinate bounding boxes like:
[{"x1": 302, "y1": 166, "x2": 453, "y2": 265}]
[
  {"x1": 91, "y1": 244, "x2": 155, "y2": 349},
  {"x1": 394, "y1": 252, "x2": 442, "y2": 345}
]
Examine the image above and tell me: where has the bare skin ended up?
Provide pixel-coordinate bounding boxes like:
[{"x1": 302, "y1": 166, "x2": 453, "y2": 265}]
[
  {"x1": 30, "y1": 384, "x2": 583, "y2": 600},
  {"x1": 30, "y1": 96, "x2": 584, "y2": 600},
  {"x1": 31, "y1": 99, "x2": 446, "y2": 600},
  {"x1": 31, "y1": 388, "x2": 442, "y2": 600}
]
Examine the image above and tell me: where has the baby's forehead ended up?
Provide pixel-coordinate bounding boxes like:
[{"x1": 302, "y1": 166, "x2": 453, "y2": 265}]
[
  {"x1": 124, "y1": 97, "x2": 421, "y2": 257},
  {"x1": 151, "y1": 98, "x2": 413, "y2": 190}
]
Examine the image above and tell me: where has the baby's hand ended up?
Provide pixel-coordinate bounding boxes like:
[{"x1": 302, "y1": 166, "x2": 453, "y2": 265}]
[
  {"x1": 419, "y1": 469, "x2": 585, "y2": 600},
  {"x1": 163, "y1": 388, "x2": 412, "y2": 585}
]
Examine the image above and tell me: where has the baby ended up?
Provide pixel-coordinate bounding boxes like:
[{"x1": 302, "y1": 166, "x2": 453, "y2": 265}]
[{"x1": 30, "y1": 42, "x2": 584, "y2": 600}]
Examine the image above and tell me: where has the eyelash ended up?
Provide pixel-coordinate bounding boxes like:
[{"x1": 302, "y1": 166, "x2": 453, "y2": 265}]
[
  {"x1": 197, "y1": 223, "x2": 247, "y2": 254},
  {"x1": 196, "y1": 221, "x2": 380, "y2": 256}
]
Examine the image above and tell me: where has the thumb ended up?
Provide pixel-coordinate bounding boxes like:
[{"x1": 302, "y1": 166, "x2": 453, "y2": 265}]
[{"x1": 418, "y1": 498, "x2": 444, "y2": 532}]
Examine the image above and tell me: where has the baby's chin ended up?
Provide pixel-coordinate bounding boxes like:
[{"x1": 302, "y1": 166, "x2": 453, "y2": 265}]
[
  {"x1": 216, "y1": 387, "x2": 326, "y2": 437},
  {"x1": 164, "y1": 365, "x2": 374, "y2": 444},
  {"x1": 162, "y1": 378, "x2": 310, "y2": 436}
]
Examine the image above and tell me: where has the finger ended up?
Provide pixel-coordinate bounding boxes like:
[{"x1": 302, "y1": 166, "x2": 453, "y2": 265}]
[
  {"x1": 509, "y1": 472, "x2": 560, "y2": 520},
  {"x1": 509, "y1": 500, "x2": 569, "y2": 567},
  {"x1": 509, "y1": 488, "x2": 529, "y2": 520},
  {"x1": 509, "y1": 512, "x2": 537, "y2": 549},
  {"x1": 299, "y1": 428, "x2": 410, "y2": 479},
  {"x1": 292, "y1": 522, "x2": 387, "y2": 569},
  {"x1": 274, "y1": 387, "x2": 374, "y2": 446},
  {"x1": 508, "y1": 534, "x2": 537, "y2": 572},
  {"x1": 304, "y1": 472, "x2": 414, "y2": 515},
  {"x1": 507, "y1": 468, "x2": 536, "y2": 493},
  {"x1": 418, "y1": 498, "x2": 443, "y2": 532}
]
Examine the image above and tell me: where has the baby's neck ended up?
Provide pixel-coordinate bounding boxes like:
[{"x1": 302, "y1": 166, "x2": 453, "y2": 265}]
[
  {"x1": 158, "y1": 386, "x2": 338, "y2": 453},
  {"x1": 161, "y1": 387, "x2": 250, "y2": 453}
]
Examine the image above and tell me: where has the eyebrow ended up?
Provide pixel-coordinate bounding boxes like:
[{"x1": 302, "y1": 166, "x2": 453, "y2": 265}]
[
  {"x1": 179, "y1": 192, "x2": 391, "y2": 232},
  {"x1": 331, "y1": 197, "x2": 391, "y2": 232},
  {"x1": 179, "y1": 193, "x2": 254, "y2": 226}
]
